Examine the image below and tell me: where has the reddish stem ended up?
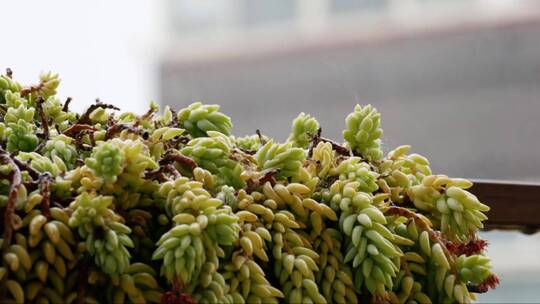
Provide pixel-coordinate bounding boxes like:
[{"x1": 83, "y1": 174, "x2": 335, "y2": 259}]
[
  {"x1": 467, "y1": 274, "x2": 500, "y2": 293},
  {"x1": 145, "y1": 164, "x2": 182, "y2": 182},
  {"x1": 245, "y1": 170, "x2": 278, "y2": 192},
  {"x1": 386, "y1": 206, "x2": 431, "y2": 231},
  {"x1": 105, "y1": 123, "x2": 143, "y2": 140},
  {"x1": 320, "y1": 137, "x2": 350, "y2": 156},
  {"x1": 63, "y1": 124, "x2": 97, "y2": 137},
  {"x1": 164, "y1": 164, "x2": 182, "y2": 179},
  {"x1": 145, "y1": 169, "x2": 169, "y2": 182},
  {"x1": 386, "y1": 206, "x2": 457, "y2": 269},
  {"x1": 446, "y1": 239, "x2": 489, "y2": 256},
  {"x1": 160, "y1": 153, "x2": 198, "y2": 170},
  {"x1": 259, "y1": 170, "x2": 278, "y2": 186},
  {"x1": 308, "y1": 127, "x2": 350, "y2": 157},
  {"x1": 20, "y1": 73, "x2": 54, "y2": 98}
]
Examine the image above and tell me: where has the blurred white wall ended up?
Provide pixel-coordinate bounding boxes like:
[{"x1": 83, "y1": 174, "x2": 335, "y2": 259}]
[{"x1": 0, "y1": 0, "x2": 165, "y2": 114}]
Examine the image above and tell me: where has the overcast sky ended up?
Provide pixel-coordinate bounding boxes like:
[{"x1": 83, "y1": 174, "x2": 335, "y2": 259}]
[{"x1": 1, "y1": 0, "x2": 164, "y2": 114}]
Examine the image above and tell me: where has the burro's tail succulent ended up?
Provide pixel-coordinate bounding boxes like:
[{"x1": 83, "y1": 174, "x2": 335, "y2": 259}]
[{"x1": 0, "y1": 69, "x2": 498, "y2": 304}]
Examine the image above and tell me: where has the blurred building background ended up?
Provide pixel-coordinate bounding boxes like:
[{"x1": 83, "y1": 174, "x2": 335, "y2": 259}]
[
  {"x1": 2, "y1": 0, "x2": 540, "y2": 302},
  {"x1": 161, "y1": 0, "x2": 540, "y2": 183}
]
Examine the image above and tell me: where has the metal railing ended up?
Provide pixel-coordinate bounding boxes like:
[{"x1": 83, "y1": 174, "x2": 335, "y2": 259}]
[{"x1": 471, "y1": 180, "x2": 540, "y2": 233}]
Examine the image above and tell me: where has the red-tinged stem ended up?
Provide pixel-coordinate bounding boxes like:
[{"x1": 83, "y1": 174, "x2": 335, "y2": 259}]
[
  {"x1": 245, "y1": 169, "x2": 278, "y2": 192},
  {"x1": 145, "y1": 163, "x2": 182, "y2": 182},
  {"x1": 160, "y1": 153, "x2": 198, "y2": 171},
  {"x1": 467, "y1": 274, "x2": 500, "y2": 293},
  {"x1": 105, "y1": 123, "x2": 144, "y2": 140},
  {"x1": 320, "y1": 137, "x2": 350, "y2": 156},
  {"x1": 161, "y1": 277, "x2": 197, "y2": 304},
  {"x1": 386, "y1": 206, "x2": 431, "y2": 231},
  {"x1": 164, "y1": 164, "x2": 182, "y2": 179},
  {"x1": 63, "y1": 124, "x2": 97, "y2": 137},
  {"x1": 386, "y1": 206, "x2": 457, "y2": 270},
  {"x1": 259, "y1": 170, "x2": 278, "y2": 186},
  {"x1": 446, "y1": 239, "x2": 489, "y2": 256},
  {"x1": 308, "y1": 127, "x2": 350, "y2": 157},
  {"x1": 20, "y1": 83, "x2": 43, "y2": 97},
  {"x1": 145, "y1": 169, "x2": 169, "y2": 182}
]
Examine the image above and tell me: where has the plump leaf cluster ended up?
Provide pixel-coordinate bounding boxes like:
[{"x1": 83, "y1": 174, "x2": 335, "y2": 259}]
[{"x1": 0, "y1": 70, "x2": 498, "y2": 304}]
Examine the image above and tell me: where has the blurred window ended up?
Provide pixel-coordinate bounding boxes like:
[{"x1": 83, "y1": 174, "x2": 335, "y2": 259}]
[
  {"x1": 477, "y1": 231, "x2": 540, "y2": 303},
  {"x1": 331, "y1": 0, "x2": 388, "y2": 13},
  {"x1": 240, "y1": 0, "x2": 298, "y2": 26},
  {"x1": 169, "y1": 0, "x2": 233, "y2": 31}
]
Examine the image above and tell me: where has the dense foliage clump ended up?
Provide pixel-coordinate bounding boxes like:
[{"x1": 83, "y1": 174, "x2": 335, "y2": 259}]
[{"x1": 0, "y1": 69, "x2": 498, "y2": 304}]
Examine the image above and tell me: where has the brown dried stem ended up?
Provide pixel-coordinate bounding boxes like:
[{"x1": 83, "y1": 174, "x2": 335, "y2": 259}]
[
  {"x1": 63, "y1": 124, "x2": 97, "y2": 137},
  {"x1": 146, "y1": 164, "x2": 181, "y2": 182},
  {"x1": 167, "y1": 136, "x2": 190, "y2": 150},
  {"x1": 320, "y1": 137, "x2": 350, "y2": 156},
  {"x1": 386, "y1": 206, "x2": 457, "y2": 270},
  {"x1": 159, "y1": 153, "x2": 198, "y2": 170},
  {"x1": 78, "y1": 99, "x2": 120, "y2": 125},
  {"x1": 256, "y1": 129, "x2": 267, "y2": 145},
  {"x1": 145, "y1": 169, "x2": 169, "y2": 182},
  {"x1": 246, "y1": 169, "x2": 278, "y2": 192},
  {"x1": 307, "y1": 128, "x2": 322, "y2": 157},
  {"x1": 21, "y1": 85, "x2": 42, "y2": 97},
  {"x1": 134, "y1": 106, "x2": 157, "y2": 127},
  {"x1": 20, "y1": 75, "x2": 48, "y2": 97},
  {"x1": 386, "y1": 206, "x2": 431, "y2": 231},
  {"x1": 164, "y1": 164, "x2": 182, "y2": 179},
  {"x1": 13, "y1": 157, "x2": 40, "y2": 180},
  {"x1": 36, "y1": 96, "x2": 50, "y2": 140},
  {"x1": 445, "y1": 239, "x2": 489, "y2": 256},
  {"x1": 467, "y1": 284, "x2": 488, "y2": 293},
  {"x1": 0, "y1": 150, "x2": 22, "y2": 250},
  {"x1": 467, "y1": 274, "x2": 500, "y2": 293},
  {"x1": 105, "y1": 123, "x2": 144, "y2": 140},
  {"x1": 63, "y1": 97, "x2": 72, "y2": 112},
  {"x1": 259, "y1": 170, "x2": 278, "y2": 185},
  {"x1": 38, "y1": 173, "x2": 53, "y2": 218},
  {"x1": 308, "y1": 128, "x2": 350, "y2": 157},
  {"x1": 77, "y1": 257, "x2": 90, "y2": 304},
  {"x1": 238, "y1": 147, "x2": 256, "y2": 155}
]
